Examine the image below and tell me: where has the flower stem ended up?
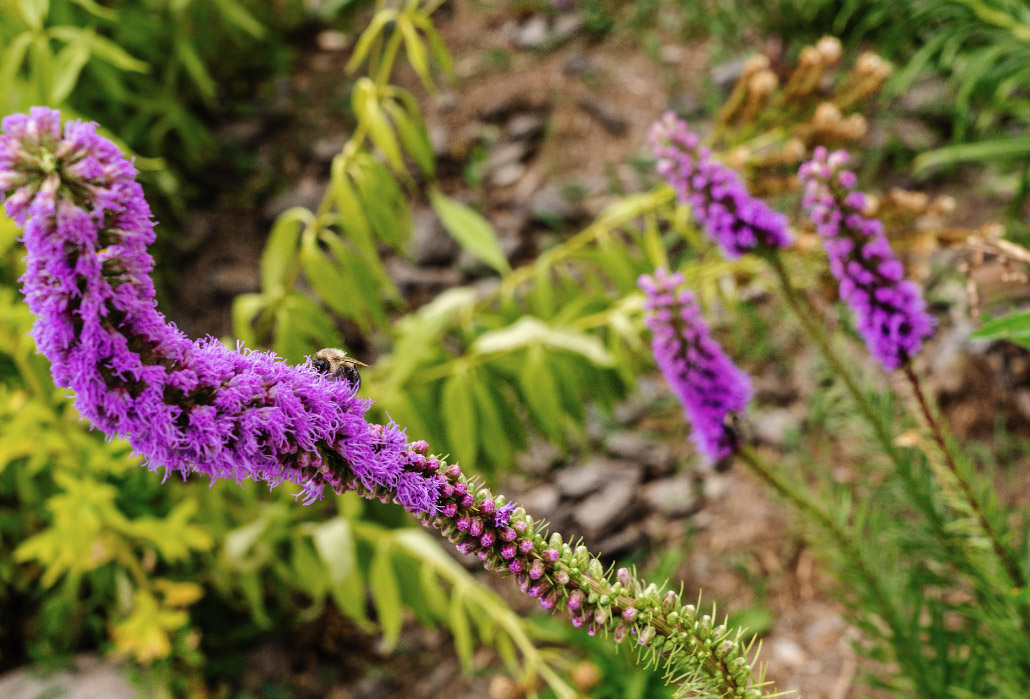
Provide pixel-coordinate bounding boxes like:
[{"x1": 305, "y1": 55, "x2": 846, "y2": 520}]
[
  {"x1": 736, "y1": 446, "x2": 934, "y2": 695},
  {"x1": 902, "y1": 364, "x2": 1026, "y2": 593}
]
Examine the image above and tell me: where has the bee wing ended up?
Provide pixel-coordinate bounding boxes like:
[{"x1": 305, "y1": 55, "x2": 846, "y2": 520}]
[{"x1": 347, "y1": 358, "x2": 370, "y2": 367}]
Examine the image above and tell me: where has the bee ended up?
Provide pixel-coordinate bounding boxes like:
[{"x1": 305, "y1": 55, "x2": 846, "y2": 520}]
[{"x1": 312, "y1": 348, "x2": 369, "y2": 391}]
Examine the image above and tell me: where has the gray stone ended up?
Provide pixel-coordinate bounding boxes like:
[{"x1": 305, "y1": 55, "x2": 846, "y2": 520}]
[
  {"x1": 0, "y1": 655, "x2": 135, "y2": 699},
  {"x1": 262, "y1": 177, "x2": 324, "y2": 220},
  {"x1": 710, "y1": 56, "x2": 750, "y2": 88},
  {"x1": 412, "y1": 206, "x2": 459, "y2": 266},
  {"x1": 553, "y1": 15, "x2": 582, "y2": 40},
  {"x1": 316, "y1": 30, "x2": 350, "y2": 52},
  {"x1": 563, "y1": 53, "x2": 596, "y2": 78},
  {"x1": 528, "y1": 185, "x2": 582, "y2": 223},
  {"x1": 505, "y1": 112, "x2": 546, "y2": 141},
  {"x1": 577, "y1": 98, "x2": 628, "y2": 136},
  {"x1": 605, "y1": 431, "x2": 675, "y2": 477},
  {"x1": 643, "y1": 475, "x2": 699, "y2": 518},
  {"x1": 555, "y1": 463, "x2": 607, "y2": 499},
  {"x1": 515, "y1": 437, "x2": 563, "y2": 475},
  {"x1": 490, "y1": 162, "x2": 527, "y2": 188},
  {"x1": 519, "y1": 484, "x2": 560, "y2": 515},
  {"x1": 749, "y1": 407, "x2": 799, "y2": 447},
  {"x1": 488, "y1": 141, "x2": 531, "y2": 170},
  {"x1": 312, "y1": 135, "x2": 348, "y2": 162},
  {"x1": 574, "y1": 479, "x2": 639, "y2": 537},
  {"x1": 594, "y1": 525, "x2": 646, "y2": 559},
  {"x1": 514, "y1": 16, "x2": 549, "y2": 50}
]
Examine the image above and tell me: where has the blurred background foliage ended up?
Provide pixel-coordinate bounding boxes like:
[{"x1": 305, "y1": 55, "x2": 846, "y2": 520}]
[{"x1": 1, "y1": 0, "x2": 1030, "y2": 696}]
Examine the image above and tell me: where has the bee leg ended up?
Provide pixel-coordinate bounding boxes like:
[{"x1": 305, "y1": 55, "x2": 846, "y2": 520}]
[{"x1": 341, "y1": 364, "x2": 362, "y2": 391}]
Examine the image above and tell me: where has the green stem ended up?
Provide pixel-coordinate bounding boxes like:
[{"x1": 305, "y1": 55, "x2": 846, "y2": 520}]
[
  {"x1": 737, "y1": 446, "x2": 934, "y2": 695},
  {"x1": 902, "y1": 364, "x2": 1027, "y2": 593}
]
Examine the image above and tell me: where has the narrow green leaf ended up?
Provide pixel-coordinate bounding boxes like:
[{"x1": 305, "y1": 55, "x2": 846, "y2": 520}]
[
  {"x1": 914, "y1": 136, "x2": 1030, "y2": 172},
  {"x1": 312, "y1": 517, "x2": 356, "y2": 586},
  {"x1": 441, "y1": 370, "x2": 477, "y2": 466},
  {"x1": 473, "y1": 316, "x2": 615, "y2": 366},
  {"x1": 49, "y1": 27, "x2": 149, "y2": 73},
  {"x1": 345, "y1": 8, "x2": 397, "y2": 74},
  {"x1": 520, "y1": 347, "x2": 564, "y2": 442},
  {"x1": 370, "y1": 540, "x2": 403, "y2": 650},
  {"x1": 1, "y1": 32, "x2": 35, "y2": 96},
  {"x1": 209, "y1": 0, "x2": 266, "y2": 38},
  {"x1": 972, "y1": 311, "x2": 1030, "y2": 341},
  {"x1": 410, "y1": 11, "x2": 454, "y2": 79},
  {"x1": 300, "y1": 236, "x2": 366, "y2": 328},
  {"x1": 398, "y1": 16, "x2": 434, "y2": 91},
  {"x1": 419, "y1": 566, "x2": 448, "y2": 620},
  {"x1": 354, "y1": 156, "x2": 411, "y2": 249},
  {"x1": 49, "y1": 41, "x2": 90, "y2": 104},
  {"x1": 449, "y1": 590, "x2": 474, "y2": 671},
  {"x1": 261, "y1": 208, "x2": 309, "y2": 291},
  {"x1": 470, "y1": 377, "x2": 513, "y2": 470},
  {"x1": 231, "y1": 293, "x2": 265, "y2": 346},
  {"x1": 354, "y1": 78, "x2": 405, "y2": 171},
  {"x1": 383, "y1": 97, "x2": 435, "y2": 176},
  {"x1": 174, "y1": 33, "x2": 216, "y2": 100},
  {"x1": 68, "y1": 0, "x2": 116, "y2": 20},
  {"x1": 429, "y1": 188, "x2": 510, "y2": 274}
]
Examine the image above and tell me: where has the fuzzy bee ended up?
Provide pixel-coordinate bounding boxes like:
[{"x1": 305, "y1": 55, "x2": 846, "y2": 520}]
[{"x1": 312, "y1": 348, "x2": 368, "y2": 391}]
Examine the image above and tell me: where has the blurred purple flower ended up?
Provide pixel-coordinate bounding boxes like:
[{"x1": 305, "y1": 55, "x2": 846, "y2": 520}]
[
  {"x1": 639, "y1": 269, "x2": 752, "y2": 461},
  {"x1": 0, "y1": 107, "x2": 438, "y2": 510},
  {"x1": 649, "y1": 111, "x2": 792, "y2": 258},
  {"x1": 799, "y1": 147, "x2": 935, "y2": 370}
]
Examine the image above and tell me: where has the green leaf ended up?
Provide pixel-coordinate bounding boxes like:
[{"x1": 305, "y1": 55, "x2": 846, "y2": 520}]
[
  {"x1": 419, "y1": 566, "x2": 449, "y2": 620},
  {"x1": 49, "y1": 41, "x2": 90, "y2": 104},
  {"x1": 1, "y1": 32, "x2": 35, "y2": 96},
  {"x1": 971, "y1": 311, "x2": 1030, "y2": 343},
  {"x1": 353, "y1": 155, "x2": 411, "y2": 250},
  {"x1": 519, "y1": 347, "x2": 564, "y2": 442},
  {"x1": 354, "y1": 78, "x2": 405, "y2": 172},
  {"x1": 914, "y1": 136, "x2": 1030, "y2": 172},
  {"x1": 410, "y1": 11, "x2": 454, "y2": 79},
  {"x1": 300, "y1": 236, "x2": 365, "y2": 328},
  {"x1": 231, "y1": 293, "x2": 265, "y2": 346},
  {"x1": 441, "y1": 370, "x2": 478, "y2": 466},
  {"x1": 370, "y1": 540, "x2": 403, "y2": 650},
  {"x1": 48, "y1": 27, "x2": 149, "y2": 73},
  {"x1": 290, "y1": 540, "x2": 329, "y2": 600},
  {"x1": 67, "y1": 0, "x2": 116, "y2": 20},
  {"x1": 449, "y1": 590, "x2": 474, "y2": 671},
  {"x1": 383, "y1": 97, "x2": 435, "y2": 176},
  {"x1": 261, "y1": 208, "x2": 309, "y2": 291},
  {"x1": 209, "y1": 0, "x2": 266, "y2": 39},
  {"x1": 345, "y1": 8, "x2": 397, "y2": 74},
  {"x1": 473, "y1": 316, "x2": 615, "y2": 366},
  {"x1": 17, "y1": 0, "x2": 48, "y2": 30},
  {"x1": 429, "y1": 188, "x2": 510, "y2": 274},
  {"x1": 398, "y1": 16, "x2": 434, "y2": 91},
  {"x1": 312, "y1": 517, "x2": 356, "y2": 586},
  {"x1": 173, "y1": 32, "x2": 216, "y2": 100},
  {"x1": 471, "y1": 377, "x2": 514, "y2": 470}
]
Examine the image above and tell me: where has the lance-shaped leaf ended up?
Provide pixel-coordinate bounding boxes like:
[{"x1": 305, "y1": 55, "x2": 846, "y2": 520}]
[
  {"x1": 429, "y1": 188, "x2": 511, "y2": 274},
  {"x1": 473, "y1": 316, "x2": 615, "y2": 366}
]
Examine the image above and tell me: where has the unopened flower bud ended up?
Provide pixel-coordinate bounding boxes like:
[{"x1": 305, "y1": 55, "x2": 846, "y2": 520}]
[{"x1": 529, "y1": 559, "x2": 545, "y2": 580}]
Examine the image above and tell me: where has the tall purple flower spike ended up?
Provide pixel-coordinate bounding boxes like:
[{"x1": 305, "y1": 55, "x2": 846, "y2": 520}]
[
  {"x1": 649, "y1": 111, "x2": 793, "y2": 259},
  {"x1": 639, "y1": 269, "x2": 752, "y2": 461},
  {"x1": 799, "y1": 147, "x2": 935, "y2": 371},
  {"x1": 0, "y1": 107, "x2": 438, "y2": 511}
]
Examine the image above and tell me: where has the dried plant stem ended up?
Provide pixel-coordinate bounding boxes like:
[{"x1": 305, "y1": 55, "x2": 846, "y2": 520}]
[{"x1": 902, "y1": 365, "x2": 1027, "y2": 593}]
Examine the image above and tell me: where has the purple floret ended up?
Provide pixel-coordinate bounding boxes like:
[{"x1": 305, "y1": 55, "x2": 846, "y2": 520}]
[
  {"x1": 649, "y1": 111, "x2": 792, "y2": 258},
  {"x1": 0, "y1": 107, "x2": 438, "y2": 513},
  {"x1": 639, "y1": 269, "x2": 752, "y2": 461},
  {"x1": 798, "y1": 147, "x2": 935, "y2": 371}
]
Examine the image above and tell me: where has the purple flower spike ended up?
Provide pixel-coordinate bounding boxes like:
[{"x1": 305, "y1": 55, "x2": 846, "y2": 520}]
[
  {"x1": 650, "y1": 111, "x2": 792, "y2": 258},
  {"x1": 0, "y1": 108, "x2": 439, "y2": 512},
  {"x1": 799, "y1": 147, "x2": 935, "y2": 370},
  {"x1": 639, "y1": 269, "x2": 752, "y2": 461}
]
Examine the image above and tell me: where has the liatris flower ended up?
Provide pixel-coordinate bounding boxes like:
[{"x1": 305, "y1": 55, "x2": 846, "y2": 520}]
[
  {"x1": 3, "y1": 108, "x2": 763, "y2": 695},
  {"x1": 649, "y1": 111, "x2": 792, "y2": 258},
  {"x1": 0, "y1": 107, "x2": 438, "y2": 510},
  {"x1": 639, "y1": 269, "x2": 752, "y2": 461},
  {"x1": 798, "y1": 147, "x2": 935, "y2": 370}
]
